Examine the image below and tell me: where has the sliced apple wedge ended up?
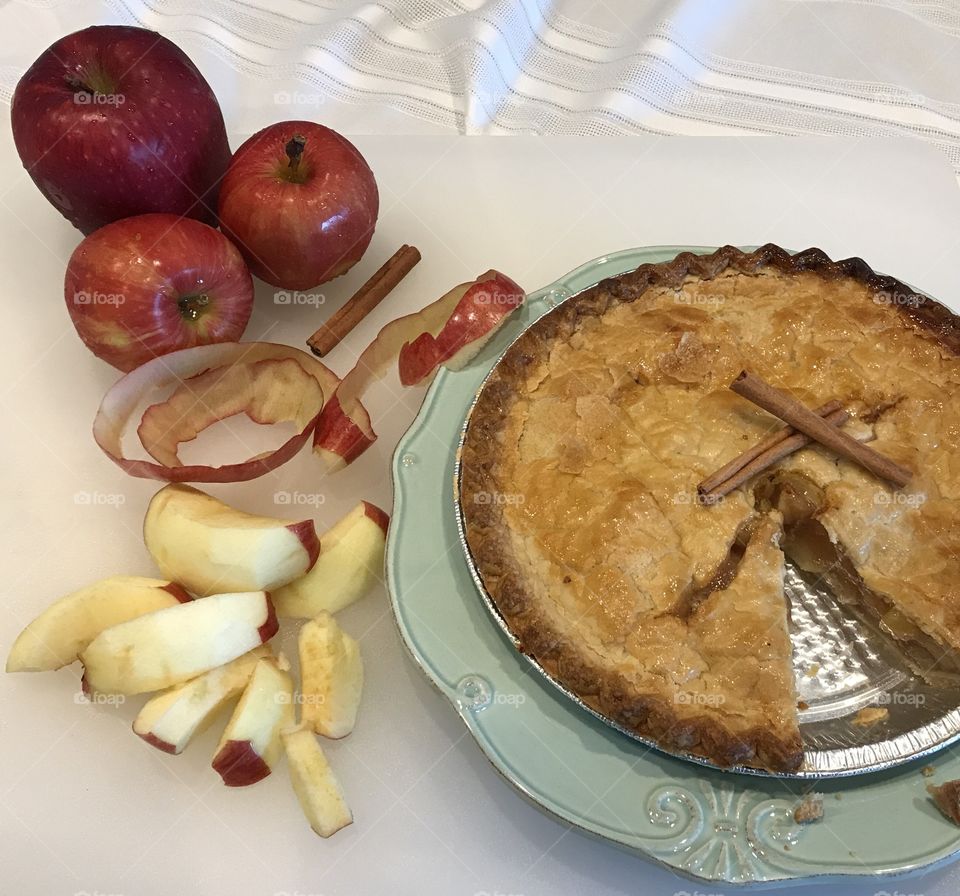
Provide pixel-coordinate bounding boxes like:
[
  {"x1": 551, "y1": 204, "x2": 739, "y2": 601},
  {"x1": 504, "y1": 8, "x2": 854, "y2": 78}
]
[
  {"x1": 273, "y1": 501, "x2": 387, "y2": 618},
  {"x1": 81, "y1": 591, "x2": 278, "y2": 695},
  {"x1": 6, "y1": 576, "x2": 190, "y2": 673},
  {"x1": 281, "y1": 725, "x2": 352, "y2": 837},
  {"x1": 133, "y1": 646, "x2": 273, "y2": 754},
  {"x1": 144, "y1": 483, "x2": 320, "y2": 596},
  {"x1": 212, "y1": 656, "x2": 293, "y2": 786},
  {"x1": 299, "y1": 611, "x2": 363, "y2": 739}
]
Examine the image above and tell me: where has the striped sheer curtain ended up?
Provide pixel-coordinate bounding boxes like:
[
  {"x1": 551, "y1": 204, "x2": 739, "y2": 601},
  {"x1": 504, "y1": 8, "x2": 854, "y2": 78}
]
[{"x1": 4, "y1": 0, "x2": 960, "y2": 171}]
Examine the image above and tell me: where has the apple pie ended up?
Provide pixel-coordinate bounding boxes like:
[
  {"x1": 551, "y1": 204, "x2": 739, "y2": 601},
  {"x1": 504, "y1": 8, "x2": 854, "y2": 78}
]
[{"x1": 459, "y1": 244, "x2": 960, "y2": 772}]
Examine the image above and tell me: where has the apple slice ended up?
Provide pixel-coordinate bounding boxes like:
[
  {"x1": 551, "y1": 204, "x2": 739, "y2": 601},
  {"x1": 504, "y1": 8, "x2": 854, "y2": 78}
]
[
  {"x1": 281, "y1": 725, "x2": 353, "y2": 837},
  {"x1": 299, "y1": 611, "x2": 363, "y2": 739},
  {"x1": 212, "y1": 657, "x2": 293, "y2": 786},
  {"x1": 144, "y1": 483, "x2": 320, "y2": 596},
  {"x1": 81, "y1": 591, "x2": 277, "y2": 695},
  {"x1": 133, "y1": 646, "x2": 273, "y2": 754},
  {"x1": 6, "y1": 576, "x2": 190, "y2": 673},
  {"x1": 273, "y1": 502, "x2": 388, "y2": 618}
]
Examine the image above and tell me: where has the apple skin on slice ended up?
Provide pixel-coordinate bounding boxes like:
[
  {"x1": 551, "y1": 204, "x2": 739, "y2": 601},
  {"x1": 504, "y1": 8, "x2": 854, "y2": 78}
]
[
  {"x1": 282, "y1": 725, "x2": 352, "y2": 837},
  {"x1": 143, "y1": 483, "x2": 320, "y2": 596},
  {"x1": 299, "y1": 611, "x2": 363, "y2": 739},
  {"x1": 273, "y1": 501, "x2": 388, "y2": 619},
  {"x1": 80, "y1": 591, "x2": 278, "y2": 695},
  {"x1": 212, "y1": 656, "x2": 294, "y2": 786},
  {"x1": 133, "y1": 645, "x2": 273, "y2": 754},
  {"x1": 6, "y1": 576, "x2": 190, "y2": 673}
]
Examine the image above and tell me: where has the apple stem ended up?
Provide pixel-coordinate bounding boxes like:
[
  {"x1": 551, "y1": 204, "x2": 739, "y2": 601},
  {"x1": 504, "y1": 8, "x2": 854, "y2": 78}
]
[
  {"x1": 285, "y1": 135, "x2": 307, "y2": 173},
  {"x1": 64, "y1": 74, "x2": 90, "y2": 94}
]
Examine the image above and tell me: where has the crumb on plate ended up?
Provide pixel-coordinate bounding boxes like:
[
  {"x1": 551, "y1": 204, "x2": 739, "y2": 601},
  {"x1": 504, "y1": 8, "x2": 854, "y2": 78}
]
[
  {"x1": 793, "y1": 794, "x2": 824, "y2": 824},
  {"x1": 928, "y1": 780, "x2": 960, "y2": 825}
]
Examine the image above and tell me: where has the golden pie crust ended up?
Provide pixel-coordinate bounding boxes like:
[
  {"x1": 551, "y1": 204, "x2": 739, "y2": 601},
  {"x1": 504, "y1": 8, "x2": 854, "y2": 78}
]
[{"x1": 459, "y1": 245, "x2": 960, "y2": 772}]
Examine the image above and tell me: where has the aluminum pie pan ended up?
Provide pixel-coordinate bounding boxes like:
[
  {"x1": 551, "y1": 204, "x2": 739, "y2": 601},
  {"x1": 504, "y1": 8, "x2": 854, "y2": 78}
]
[{"x1": 451, "y1": 268, "x2": 960, "y2": 780}]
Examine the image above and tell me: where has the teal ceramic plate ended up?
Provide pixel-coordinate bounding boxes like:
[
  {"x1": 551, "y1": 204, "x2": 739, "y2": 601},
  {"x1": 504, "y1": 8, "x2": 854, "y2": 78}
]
[{"x1": 385, "y1": 247, "x2": 960, "y2": 886}]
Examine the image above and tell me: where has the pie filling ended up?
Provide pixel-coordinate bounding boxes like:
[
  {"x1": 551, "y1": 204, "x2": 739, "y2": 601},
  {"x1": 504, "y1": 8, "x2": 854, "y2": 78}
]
[
  {"x1": 756, "y1": 470, "x2": 960, "y2": 683},
  {"x1": 670, "y1": 516, "x2": 756, "y2": 619},
  {"x1": 460, "y1": 245, "x2": 960, "y2": 772}
]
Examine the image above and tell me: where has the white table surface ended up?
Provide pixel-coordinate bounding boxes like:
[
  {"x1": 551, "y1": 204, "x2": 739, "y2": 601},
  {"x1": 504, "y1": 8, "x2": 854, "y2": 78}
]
[{"x1": 2, "y1": 130, "x2": 960, "y2": 895}]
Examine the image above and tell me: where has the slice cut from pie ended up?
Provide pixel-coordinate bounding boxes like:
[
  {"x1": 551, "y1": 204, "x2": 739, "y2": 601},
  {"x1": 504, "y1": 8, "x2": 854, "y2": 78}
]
[
  {"x1": 459, "y1": 244, "x2": 960, "y2": 772},
  {"x1": 632, "y1": 512, "x2": 802, "y2": 770}
]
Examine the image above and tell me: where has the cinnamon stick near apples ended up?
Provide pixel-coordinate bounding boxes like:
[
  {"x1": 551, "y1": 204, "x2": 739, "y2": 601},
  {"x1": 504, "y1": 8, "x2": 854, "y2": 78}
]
[
  {"x1": 730, "y1": 370, "x2": 912, "y2": 488},
  {"x1": 698, "y1": 399, "x2": 844, "y2": 496},
  {"x1": 702, "y1": 406, "x2": 849, "y2": 500},
  {"x1": 307, "y1": 244, "x2": 421, "y2": 357}
]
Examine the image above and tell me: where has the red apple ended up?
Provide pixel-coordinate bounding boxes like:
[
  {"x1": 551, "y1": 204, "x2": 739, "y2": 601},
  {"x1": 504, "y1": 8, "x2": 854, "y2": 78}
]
[
  {"x1": 218, "y1": 121, "x2": 379, "y2": 290},
  {"x1": 11, "y1": 25, "x2": 231, "y2": 235},
  {"x1": 65, "y1": 214, "x2": 254, "y2": 371}
]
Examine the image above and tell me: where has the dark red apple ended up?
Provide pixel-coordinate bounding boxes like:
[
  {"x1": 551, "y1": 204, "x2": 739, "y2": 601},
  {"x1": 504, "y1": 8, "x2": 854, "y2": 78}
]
[
  {"x1": 218, "y1": 121, "x2": 379, "y2": 290},
  {"x1": 65, "y1": 214, "x2": 254, "y2": 371},
  {"x1": 12, "y1": 25, "x2": 231, "y2": 234}
]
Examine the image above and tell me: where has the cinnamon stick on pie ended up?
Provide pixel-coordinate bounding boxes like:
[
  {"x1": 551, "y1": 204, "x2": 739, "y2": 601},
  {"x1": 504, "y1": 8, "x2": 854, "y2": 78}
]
[
  {"x1": 700, "y1": 405, "x2": 849, "y2": 500},
  {"x1": 730, "y1": 371, "x2": 912, "y2": 489},
  {"x1": 698, "y1": 399, "x2": 847, "y2": 498}
]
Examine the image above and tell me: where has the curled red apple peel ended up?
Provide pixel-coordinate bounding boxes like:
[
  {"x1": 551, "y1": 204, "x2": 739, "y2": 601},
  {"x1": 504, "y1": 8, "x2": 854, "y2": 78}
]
[
  {"x1": 312, "y1": 395, "x2": 375, "y2": 471},
  {"x1": 94, "y1": 273, "x2": 523, "y2": 479},
  {"x1": 94, "y1": 342, "x2": 339, "y2": 482},
  {"x1": 138, "y1": 357, "x2": 328, "y2": 468},
  {"x1": 398, "y1": 273, "x2": 526, "y2": 385},
  {"x1": 314, "y1": 270, "x2": 525, "y2": 471}
]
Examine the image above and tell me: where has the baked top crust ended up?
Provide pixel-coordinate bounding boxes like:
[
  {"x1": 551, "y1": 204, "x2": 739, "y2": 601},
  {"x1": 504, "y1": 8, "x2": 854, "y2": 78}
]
[{"x1": 459, "y1": 244, "x2": 960, "y2": 772}]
